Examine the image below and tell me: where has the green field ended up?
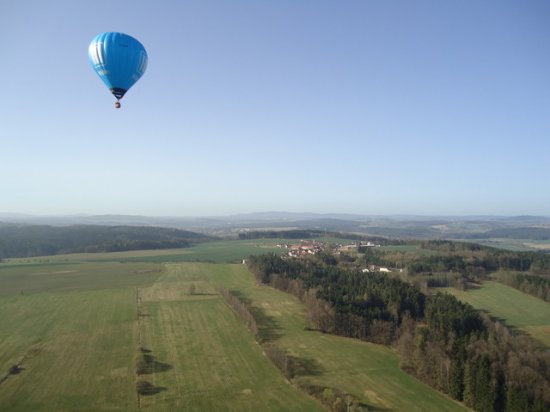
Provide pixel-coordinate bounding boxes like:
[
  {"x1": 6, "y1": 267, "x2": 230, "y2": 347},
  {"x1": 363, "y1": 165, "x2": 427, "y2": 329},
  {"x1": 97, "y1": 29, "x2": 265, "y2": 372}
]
[
  {"x1": 444, "y1": 281, "x2": 550, "y2": 347},
  {"x1": 0, "y1": 259, "x2": 319, "y2": 411},
  {"x1": 0, "y1": 242, "x2": 469, "y2": 411},
  {"x1": 136, "y1": 264, "x2": 320, "y2": 411},
  {"x1": 0, "y1": 288, "x2": 138, "y2": 410},
  {"x1": 0, "y1": 262, "x2": 162, "y2": 297},
  {"x1": 2, "y1": 239, "x2": 290, "y2": 265}
]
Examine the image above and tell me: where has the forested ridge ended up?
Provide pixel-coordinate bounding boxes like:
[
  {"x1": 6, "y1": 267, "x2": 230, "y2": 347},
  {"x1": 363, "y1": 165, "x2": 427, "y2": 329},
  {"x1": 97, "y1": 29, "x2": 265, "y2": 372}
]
[
  {"x1": 463, "y1": 227, "x2": 550, "y2": 240},
  {"x1": 248, "y1": 253, "x2": 550, "y2": 411},
  {"x1": 0, "y1": 223, "x2": 214, "y2": 258}
]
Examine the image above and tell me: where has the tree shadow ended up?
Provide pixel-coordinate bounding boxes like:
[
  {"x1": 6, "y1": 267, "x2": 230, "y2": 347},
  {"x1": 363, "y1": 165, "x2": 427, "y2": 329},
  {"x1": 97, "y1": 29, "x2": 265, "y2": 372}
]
[
  {"x1": 479, "y1": 310, "x2": 510, "y2": 326},
  {"x1": 137, "y1": 350, "x2": 173, "y2": 375},
  {"x1": 249, "y1": 306, "x2": 283, "y2": 342},
  {"x1": 9, "y1": 365, "x2": 24, "y2": 375},
  {"x1": 136, "y1": 380, "x2": 167, "y2": 396},
  {"x1": 229, "y1": 290, "x2": 284, "y2": 343},
  {"x1": 288, "y1": 355, "x2": 323, "y2": 377},
  {"x1": 229, "y1": 290, "x2": 253, "y2": 305},
  {"x1": 355, "y1": 401, "x2": 391, "y2": 412},
  {"x1": 298, "y1": 383, "x2": 392, "y2": 412}
]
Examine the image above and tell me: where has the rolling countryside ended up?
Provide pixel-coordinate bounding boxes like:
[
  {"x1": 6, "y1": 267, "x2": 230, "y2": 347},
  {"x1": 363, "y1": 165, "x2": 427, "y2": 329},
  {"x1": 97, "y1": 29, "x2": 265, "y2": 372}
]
[{"x1": 0, "y1": 243, "x2": 471, "y2": 411}]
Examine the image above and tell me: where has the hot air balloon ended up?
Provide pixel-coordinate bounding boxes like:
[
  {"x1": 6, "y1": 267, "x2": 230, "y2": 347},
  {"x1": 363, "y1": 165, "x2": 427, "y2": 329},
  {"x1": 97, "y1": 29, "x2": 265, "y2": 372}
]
[{"x1": 88, "y1": 32, "x2": 148, "y2": 108}]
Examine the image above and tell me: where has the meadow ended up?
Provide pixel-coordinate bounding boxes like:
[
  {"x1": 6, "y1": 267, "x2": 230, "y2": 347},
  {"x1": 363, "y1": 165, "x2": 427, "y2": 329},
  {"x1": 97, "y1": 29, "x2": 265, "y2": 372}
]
[
  {"x1": 0, "y1": 240, "x2": 469, "y2": 411},
  {"x1": 444, "y1": 281, "x2": 550, "y2": 347},
  {"x1": 2, "y1": 239, "x2": 290, "y2": 265},
  {"x1": 136, "y1": 264, "x2": 320, "y2": 411},
  {"x1": 0, "y1": 258, "x2": 319, "y2": 411}
]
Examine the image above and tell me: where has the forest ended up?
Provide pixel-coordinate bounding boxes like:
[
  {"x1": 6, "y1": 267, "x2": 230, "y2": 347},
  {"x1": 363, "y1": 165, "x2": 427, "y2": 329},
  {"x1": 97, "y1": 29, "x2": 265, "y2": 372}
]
[
  {"x1": 362, "y1": 240, "x2": 550, "y2": 301},
  {"x1": 0, "y1": 223, "x2": 213, "y2": 258},
  {"x1": 247, "y1": 251, "x2": 550, "y2": 412}
]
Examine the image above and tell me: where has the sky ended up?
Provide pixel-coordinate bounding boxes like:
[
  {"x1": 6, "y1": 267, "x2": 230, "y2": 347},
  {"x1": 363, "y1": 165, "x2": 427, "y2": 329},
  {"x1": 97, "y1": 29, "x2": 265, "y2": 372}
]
[{"x1": 1, "y1": 0, "x2": 549, "y2": 217}]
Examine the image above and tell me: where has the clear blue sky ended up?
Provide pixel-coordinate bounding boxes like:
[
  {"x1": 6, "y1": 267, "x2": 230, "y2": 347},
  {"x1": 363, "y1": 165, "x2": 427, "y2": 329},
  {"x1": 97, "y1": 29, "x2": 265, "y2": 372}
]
[{"x1": 1, "y1": 0, "x2": 549, "y2": 216}]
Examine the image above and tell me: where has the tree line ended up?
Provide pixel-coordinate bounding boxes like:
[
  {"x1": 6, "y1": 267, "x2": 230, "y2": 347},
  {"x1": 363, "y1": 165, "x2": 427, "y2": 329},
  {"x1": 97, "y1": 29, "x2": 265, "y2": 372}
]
[
  {"x1": 247, "y1": 253, "x2": 550, "y2": 411},
  {"x1": 0, "y1": 224, "x2": 214, "y2": 258},
  {"x1": 497, "y1": 272, "x2": 550, "y2": 302},
  {"x1": 218, "y1": 286, "x2": 258, "y2": 336}
]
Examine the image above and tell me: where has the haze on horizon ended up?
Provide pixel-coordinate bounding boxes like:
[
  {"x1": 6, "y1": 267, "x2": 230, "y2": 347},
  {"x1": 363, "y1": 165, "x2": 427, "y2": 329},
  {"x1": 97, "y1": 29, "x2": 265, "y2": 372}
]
[{"x1": 1, "y1": 1, "x2": 549, "y2": 217}]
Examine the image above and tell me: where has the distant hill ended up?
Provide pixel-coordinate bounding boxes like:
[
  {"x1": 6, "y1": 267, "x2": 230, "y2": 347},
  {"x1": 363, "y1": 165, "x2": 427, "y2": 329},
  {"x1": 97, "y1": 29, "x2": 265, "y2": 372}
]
[
  {"x1": 1, "y1": 212, "x2": 550, "y2": 242},
  {"x1": 463, "y1": 227, "x2": 550, "y2": 240},
  {"x1": 0, "y1": 224, "x2": 215, "y2": 258}
]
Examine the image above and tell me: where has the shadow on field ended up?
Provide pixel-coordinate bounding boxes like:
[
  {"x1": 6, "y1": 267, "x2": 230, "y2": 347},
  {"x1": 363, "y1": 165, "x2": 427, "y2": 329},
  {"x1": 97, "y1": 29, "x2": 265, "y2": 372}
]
[
  {"x1": 137, "y1": 347, "x2": 173, "y2": 375},
  {"x1": 350, "y1": 400, "x2": 391, "y2": 412},
  {"x1": 229, "y1": 290, "x2": 284, "y2": 342},
  {"x1": 465, "y1": 282, "x2": 483, "y2": 290},
  {"x1": 136, "y1": 380, "x2": 167, "y2": 396},
  {"x1": 358, "y1": 403, "x2": 390, "y2": 411},
  {"x1": 288, "y1": 355, "x2": 323, "y2": 377},
  {"x1": 9, "y1": 365, "x2": 24, "y2": 375},
  {"x1": 299, "y1": 382, "x2": 391, "y2": 412},
  {"x1": 479, "y1": 310, "x2": 511, "y2": 328},
  {"x1": 229, "y1": 290, "x2": 253, "y2": 305},
  {"x1": 250, "y1": 306, "x2": 283, "y2": 342}
]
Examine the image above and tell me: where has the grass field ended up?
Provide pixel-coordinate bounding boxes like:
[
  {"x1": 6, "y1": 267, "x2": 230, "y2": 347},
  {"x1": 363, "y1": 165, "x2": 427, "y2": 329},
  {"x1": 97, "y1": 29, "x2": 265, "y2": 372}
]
[
  {"x1": 0, "y1": 259, "x2": 321, "y2": 411},
  {"x1": 0, "y1": 288, "x2": 138, "y2": 411},
  {"x1": 0, "y1": 242, "x2": 469, "y2": 411},
  {"x1": 136, "y1": 264, "x2": 321, "y2": 411},
  {"x1": 2, "y1": 239, "x2": 292, "y2": 265},
  {"x1": 0, "y1": 262, "x2": 164, "y2": 411},
  {"x1": 0, "y1": 262, "x2": 162, "y2": 297},
  {"x1": 444, "y1": 281, "x2": 550, "y2": 347}
]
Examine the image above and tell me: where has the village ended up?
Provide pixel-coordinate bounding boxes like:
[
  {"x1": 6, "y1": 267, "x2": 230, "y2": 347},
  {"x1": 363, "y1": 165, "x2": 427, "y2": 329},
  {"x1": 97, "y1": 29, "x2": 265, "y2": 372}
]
[{"x1": 276, "y1": 239, "x2": 399, "y2": 273}]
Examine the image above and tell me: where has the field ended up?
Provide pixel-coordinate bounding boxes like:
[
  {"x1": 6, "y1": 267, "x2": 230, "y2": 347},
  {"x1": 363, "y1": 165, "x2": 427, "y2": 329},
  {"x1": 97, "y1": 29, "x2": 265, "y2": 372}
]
[
  {"x1": 2, "y1": 239, "x2": 291, "y2": 265},
  {"x1": 0, "y1": 287, "x2": 139, "y2": 410},
  {"x1": 137, "y1": 264, "x2": 320, "y2": 411},
  {"x1": 0, "y1": 241, "x2": 468, "y2": 411},
  {"x1": 444, "y1": 281, "x2": 550, "y2": 347},
  {"x1": 0, "y1": 260, "x2": 319, "y2": 411},
  {"x1": 465, "y1": 238, "x2": 550, "y2": 252}
]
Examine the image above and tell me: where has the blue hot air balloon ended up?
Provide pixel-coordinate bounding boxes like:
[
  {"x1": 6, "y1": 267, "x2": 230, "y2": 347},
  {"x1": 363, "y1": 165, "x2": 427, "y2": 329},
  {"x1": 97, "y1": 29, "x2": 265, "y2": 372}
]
[{"x1": 88, "y1": 32, "x2": 148, "y2": 108}]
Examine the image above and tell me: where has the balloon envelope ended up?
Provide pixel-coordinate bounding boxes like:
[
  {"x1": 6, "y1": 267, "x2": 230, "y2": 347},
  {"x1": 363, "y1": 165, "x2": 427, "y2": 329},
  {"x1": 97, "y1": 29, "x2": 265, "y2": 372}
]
[{"x1": 88, "y1": 32, "x2": 148, "y2": 100}]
